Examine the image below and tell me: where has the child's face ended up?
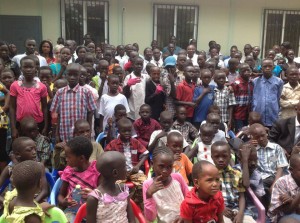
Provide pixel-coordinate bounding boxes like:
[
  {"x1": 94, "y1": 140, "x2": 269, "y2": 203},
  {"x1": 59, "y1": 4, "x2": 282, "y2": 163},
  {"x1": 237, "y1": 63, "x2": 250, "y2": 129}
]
[
  {"x1": 133, "y1": 59, "x2": 143, "y2": 74},
  {"x1": 139, "y1": 107, "x2": 151, "y2": 121},
  {"x1": 167, "y1": 137, "x2": 183, "y2": 155},
  {"x1": 39, "y1": 70, "x2": 52, "y2": 85},
  {"x1": 74, "y1": 123, "x2": 91, "y2": 139},
  {"x1": 177, "y1": 55, "x2": 187, "y2": 67},
  {"x1": 184, "y1": 66, "x2": 195, "y2": 82},
  {"x1": 65, "y1": 146, "x2": 80, "y2": 168},
  {"x1": 211, "y1": 145, "x2": 231, "y2": 169},
  {"x1": 98, "y1": 63, "x2": 109, "y2": 74},
  {"x1": 153, "y1": 153, "x2": 173, "y2": 183},
  {"x1": 176, "y1": 107, "x2": 186, "y2": 123},
  {"x1": 200, "y1": 129, "x2": 214, "y2": 145},
  {"x1": 239, "y1": 65, "x2": 251, "y2": 81},
  {"x1": 287, "y1": 50, "x2": 295, "y2": 61},
  {"x1": 193, "y1": 67, "x2": 200, "y2": 81},
  {"x1": 261, "y1": 60, "x2": 274, "y2": 78},
  {"x1": 160, "y1": 116, "x2": 173, "y2": 132},
  {"x1": 53, "y1": 80, "x2": 68, "y2": 95},
  {"x1": 201, "y1": 71, "x2": 212, "y2": 86},
  {"x1": 207, "y1": 116, "x2": 220, "y2": 133},
  {"x1": 153, "y1": 49, "x2": 161, "y2": 60},
  {"x1": 247, "y1": 150, "x2": 258, "y2": 174},
  {"x1": 197, "y1": 55, "x2": 206, "y2": 67},
  {"x1": 66, "y1": 67, "x2": 80, "y2": 88},
  {"x1": 113, "y1": 68, "x2": 124, "y2": 83},
  {"x1": 0, "y1": 45, "x2": 9, "y2": 59},
  {"x1": 119, "y1": 124, "x2": 132, "y2": 141},
  {"x1": 215, "y1": 73, "x2": 226, "y2": 87},
  {"x1": 150, "y1": 68, "x2": 161, "y2": 83},
  {"x1": 22, "y1": 122, "x2": 39, "y2": 140},
  {"x1": 144, "y1": 49, "x2": 153, "y2": 61},
  {"x1": 251, "y1": 127, "x2": 268, "y2": 147},
  {"x1": 17, "y1": 139, "x2": 37, "y2": 162},
  {"x1": 61, "y1": 48, "x2": 72, "y2": 62},
  {"x1": 287, "y1": 68, "x2": 299, "y2": 85},
  {"x1": 108, "y1": 77, "x2": 119, "y2": 93},
  {"x1": 21, "y1": 59, "x2": 36, "y2": 79},
  {"x1": 0, "y1": 71, "x2": 14, "y2": 88},
  {"x1": 78, "y1": 48, "x2": 87, "y2": 59},
  {"x1": 115, "y1": 109, "x2": 127, "y2": 121},
  {"x1": 267, "y1": 51, "x2": 276, "y2": 61},
  {"x1": 193, "y1": 165, "x2": 221, "y2": 198}
]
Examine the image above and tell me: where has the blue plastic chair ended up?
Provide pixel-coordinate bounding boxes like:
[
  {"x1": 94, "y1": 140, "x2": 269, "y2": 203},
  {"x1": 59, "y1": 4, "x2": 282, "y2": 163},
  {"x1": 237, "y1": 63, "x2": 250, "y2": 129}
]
[
  {"x1": 0, "y1": 179, "x2": 10, "y2": 194},
  {"x1": 96, "y1": 132, "x2": 107, "y2": 148},
  {"x1": 228, "y1": 130, "x2": 236, "y2": 139},
  {"x1": 50, "y1": 178, "x2": 63, "y2": 205}
]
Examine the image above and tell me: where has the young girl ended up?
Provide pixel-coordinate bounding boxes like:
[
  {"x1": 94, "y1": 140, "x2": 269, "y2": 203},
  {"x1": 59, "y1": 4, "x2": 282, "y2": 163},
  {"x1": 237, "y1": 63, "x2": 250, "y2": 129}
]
[
  {"x1": 2, "y1": 160, "x2": 45, "y2": 223},
  {"x1": 10, "y1": 56, "x2": 48, "y2": 139},
  {"x1": 143, "y1": 146, "x2": 189, "y2": 222},
  {"x1": 86, "y1": 151, "x2": 136, "y2": 223},
  {"x1": 58, "y1": 136, "x2": 100, "y2": 222},
  {"x1": 49, "y1": 47, "x2": 72, "y2": 82}
]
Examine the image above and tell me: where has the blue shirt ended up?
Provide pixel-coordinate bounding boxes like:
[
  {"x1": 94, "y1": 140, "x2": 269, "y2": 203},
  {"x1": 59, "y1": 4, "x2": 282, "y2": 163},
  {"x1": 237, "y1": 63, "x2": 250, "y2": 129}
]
[
  {"x1": 162, "y1": 46, "x2": 181, "y2": 55},
  {"x1": 193, "y1": 85, "x2": 215, "y2": 123},
  {"x1": 252, "y1": 75, "x2": 283, "y2": 126}
]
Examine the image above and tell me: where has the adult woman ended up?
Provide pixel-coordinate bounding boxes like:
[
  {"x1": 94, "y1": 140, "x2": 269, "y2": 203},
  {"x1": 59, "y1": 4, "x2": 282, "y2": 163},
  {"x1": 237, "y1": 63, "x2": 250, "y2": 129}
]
[
  {"x1": 0, "y1": 41, "x2": 20, "y2": 78},
  {"x1": 39, "y1": 40, "x2": 55, "y2": 65}
]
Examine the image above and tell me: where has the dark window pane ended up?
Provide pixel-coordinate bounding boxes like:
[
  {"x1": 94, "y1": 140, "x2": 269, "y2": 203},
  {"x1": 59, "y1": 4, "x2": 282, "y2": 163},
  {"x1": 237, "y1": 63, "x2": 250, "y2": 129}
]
[
  {"x1": 86, "y1": 2, "x2": 105, "y2": 44},
  {"x1": 284, "y1": 13, "x2": 300, "y2": 56},
  {"x1": 157, "y1": 7, "x2": 174, "y2": 49},
  {"x1": 265, "y1": 12, "x2": 283, "y2": 54},
  {"x1": 65, "y1": 0, "x2": 83, "y2": 44}
]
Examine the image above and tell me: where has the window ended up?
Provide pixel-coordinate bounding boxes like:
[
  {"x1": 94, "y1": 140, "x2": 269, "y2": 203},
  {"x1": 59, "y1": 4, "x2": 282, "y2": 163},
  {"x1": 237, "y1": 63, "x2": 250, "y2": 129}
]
[
  {"x1": 262, "y1": 9, "x2": 300, "y2": 57},
  {"x1": 61, "y1": 0, "x2": 109, "y2": 45},
  {"x1": 153, "y1": 4, "x2": 198, "y2": 50}
]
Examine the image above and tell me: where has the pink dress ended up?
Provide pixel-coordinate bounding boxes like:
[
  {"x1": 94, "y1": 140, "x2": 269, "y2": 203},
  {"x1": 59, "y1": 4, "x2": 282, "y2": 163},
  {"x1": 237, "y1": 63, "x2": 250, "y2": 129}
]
[
  {"x1": 61, "y1": 160, "x2": 100, "y2": 197},
  {"x1": 89, "y1": 184, "x2": 129, "y2": 223}
]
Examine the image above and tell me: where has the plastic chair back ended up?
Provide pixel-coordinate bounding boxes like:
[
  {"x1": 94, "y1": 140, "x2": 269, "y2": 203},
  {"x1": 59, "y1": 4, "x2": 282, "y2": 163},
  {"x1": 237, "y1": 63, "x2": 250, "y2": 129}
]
[
  {"x1": 246, "y1": 187, "x2": 265, "y2": 223},
  {"x1": 45, "y1": 207, "x2": 68, "y2": 223},
  {"x1": 45, "y1": 172, "x2": 55, "y2": 190},
  {"x1": 50, "y1": 178, "x2": 63, "y2": 205},
  {"x1": 73, "y1": 203, "x2": 87, "y2": 223},
  {"x1": 96, "y1": 132, "x2": 107, "y2": 147},
  {"x1": 228, "y1": 130, "x2": 236, "y2": 139},
  {"x1": 0, "y1": 179, "x2": 10, "y2": 194}
]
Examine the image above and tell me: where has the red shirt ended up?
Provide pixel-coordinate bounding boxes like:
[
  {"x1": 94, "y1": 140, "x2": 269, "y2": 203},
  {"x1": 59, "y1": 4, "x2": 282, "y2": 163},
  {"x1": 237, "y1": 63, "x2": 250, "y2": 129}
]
[
  {"x1": 105, "y1": 137, "x2": 147, "y2": 166},
  {"x1": 133, "y1": 118, "x2": 161, "y2": 147},
  {"x1": 180, "y1": 187, "x2": 224, "y2": 223},
  {"x1": 176, "y1": 80, "x2": 195, "y2": 118}
]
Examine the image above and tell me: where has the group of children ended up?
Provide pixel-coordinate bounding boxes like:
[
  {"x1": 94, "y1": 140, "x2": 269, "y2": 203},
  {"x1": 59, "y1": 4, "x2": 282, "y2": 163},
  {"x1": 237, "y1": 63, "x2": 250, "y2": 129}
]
[{"x1": 0, "y1": 37, "x2": 299, "y2": 223}]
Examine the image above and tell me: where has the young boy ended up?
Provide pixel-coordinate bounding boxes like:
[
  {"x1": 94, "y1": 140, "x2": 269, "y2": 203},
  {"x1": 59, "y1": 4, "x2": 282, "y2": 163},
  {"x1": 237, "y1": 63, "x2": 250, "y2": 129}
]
[
  {"x1": 50, "y1": 63, "x2": 97, "y2": 142},
  {"x1": 176, "y1": 65, "x2": 196, "y2": 122},
  {"x1": 280, "y1": 66, "x2": 300, "y2": 119},
  {"x1": 211, "y1": 141, "x2": 255, "y2": 223},
  {"x1": 236, "y1": 111, "x2": 261, "y2": 141},
  {"x1": 123, "y1": 57, "x2": 150, "y2": 120},
  {"x1": 39, "y1": 66, "x2": 54, "y2": 101},
  {"x1": 231, "y1": 63, "x2": 253, "y2": 132},
  {"x1": 249, "y1": 123, "x2": 289, "y2": 208},
  {"x1": 145, "y1": 66, "x2": 165, "y2": 120},
  {"x1": 193, "y1": 69, "x2": 215, "y2": 129},
  {"x1": 166, "y1": 131, "x2": 193, "y2": 184},
  {"x1": 268, "y1": 153, "x2": 300, "y2": 222},
  {"x1": 180, "y1": 160, "x2": 225, "y2": 223},
  {"x1": 172, "y1": 106, "x2": 198, "y2": 145},
  {"x1": 214, "y1": 70, "x2": 236, "y2": 130},
  {"x1": 99, "y1": 74, "x2": 129, "y2": 132},
  {"x1": 205, "y1": 113, "x2": 227, "y2": 143},
  {"x1": 227, "y1": 58, "x2": 239, "y2": 84},
  {"x1": 105, "y1": 118, "x2": 149, "y2": 174},
  {"x1": 133, "y1": 104, "x2": 161, "y2": 147}
]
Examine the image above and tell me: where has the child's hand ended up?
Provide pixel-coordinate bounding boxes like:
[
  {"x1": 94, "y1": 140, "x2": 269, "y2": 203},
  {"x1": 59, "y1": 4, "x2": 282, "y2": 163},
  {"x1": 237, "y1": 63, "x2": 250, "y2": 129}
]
[
  {"x1": 80, "y1": 188, "x2": 93, "y2": 199},
  {"x1": 203, "y1": 87, "x2": 211, "y2": 95},
  {"x1": 155, "y1": 84, "x2": 164, "y2": 94},
  {"x1": 64, "y1": 197, "x2": 78, "y2": 207},
  {"x1": 147, "y1": 175, "x2": 164, "y2": 197},
  {"x1": 240, "y1": 145, "x2": 251, "y2": 162},
  {"x1": 107, "y1": 117, "x2": 113, "y2": 127},
  {"x1": 127, "y1": 77, "x2": 141, "y2": 87},
  {"x1": 186, "y1": 102, "x2": 196, "y2": 108},
  {"x1": 223, "y1": 208, "x2": 234, "y2": 220},
  {"x1": 40, "y1": 202, "x2": 54, "y2": 217},
  {"x1": 174, "y1": 153, "x2": 181, "y2": 161},
  {"x1": 61, "y1": 61, "x2": 68, "y2": 70},
  {"x1": 233, "y1": 212, "x2": 243, "y2": 223},
  {"x1": 130, "y1": 166, "x2": 140, "y2": 175},
  {"x1": 280, "y1": 193, "x2": 292, "y2": 205},
  {"x1": 250, "y1": 139, "x2": 258, "y2": 147},
  {"x1": 11, "y1": 127, "x2": 18, "y2": 141}
]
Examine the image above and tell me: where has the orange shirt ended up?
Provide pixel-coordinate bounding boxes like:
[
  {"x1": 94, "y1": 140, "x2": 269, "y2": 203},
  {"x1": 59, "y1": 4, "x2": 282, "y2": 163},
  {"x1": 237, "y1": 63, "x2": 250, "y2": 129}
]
[{"x1": 173, "y1": 153, "x2": 193, "y2": 185}]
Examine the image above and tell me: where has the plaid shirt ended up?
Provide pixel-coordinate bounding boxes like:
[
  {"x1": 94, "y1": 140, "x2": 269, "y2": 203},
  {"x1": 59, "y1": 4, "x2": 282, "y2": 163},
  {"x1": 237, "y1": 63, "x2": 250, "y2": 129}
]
[
  {"x1": 172, "y1": 120, "x2": 198, "y2": 145},
  {"x1": 231, "y1": 78, "x2": 253, "y2": 120},
  {"x1": 268, "y1": 174, "x2": 300, "y2": 222},
  {"x1": 219, "y1": 165, "x2": 245, "y2": 209},
  {"x1": 256, "y1": 141, "x2": 288, "y2": 180},
  {"x1": 214, "y1": 86, "x2": 236, "y2": 123},
  {"x1": 35, "y1": 133, "x2": 51, "y2": 162},
  {"x1": 50, "y1": 84, "x2": 97, "y2": 141}
]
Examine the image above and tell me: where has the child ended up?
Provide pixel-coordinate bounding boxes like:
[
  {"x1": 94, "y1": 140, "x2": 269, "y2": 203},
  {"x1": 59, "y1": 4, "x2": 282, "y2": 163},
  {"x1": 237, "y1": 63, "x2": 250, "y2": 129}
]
[
  {"x1": 39, "y1": 66, "x2": 54, "y2": 100},
  {"x1": 2, "y1": 160, "x2": 45, "y2": 223},
  {"x1": 50, "y1": 63, "x2": 97, "y2": 142},
  {"x1": 112, "y1": 65, "x2": 125, "y2": 92},
  {"x1": 19, "y1": 116, "x2": 51, "y2": 166},
  {"x1": 172, "y1": 106, "x2": 198, "y2": 145},
  {"x1": 166, "y1": 131, "x2": 193, "y2": 184},
  {"x1": 145, "y1": 66, "x2": 165, "y2": 120},
  {"x1": 0, "y1": 137, "x2": 48, "y2": 204},
  {"x1": 206, "y1": 113, "x2": 227, "y2": 143},
  {"x1": 50, "y1": 47, "x2": 72, "y2": 81},
  {"x1": 10, "y1": 56, "x2": 48, "y2": 140},
  {"x1": 180, "y1": 160, "x2": 224, "y2": 223},
  {"x1": 211, "y1": 141, "x2": 255, "y2": 223},
  {"x1": 231, "y1": 63, "x2": 253, "y2": 132},
  {"x1": 268, "y1": 153, "x2": 300, "y2": 222},
  {"x1": 214, "y1": 70, "x2": 236, "y2": 130},
  {"x1": 86, "y1": 151, "x2": 136, "y2": 223},
  {"x1": 58, "y1": 136, "x2": 100, "y2": 222},
  {"x1": 99, "y1": 74, "x2": 129, "y2": 132},
  {"x1": 92, "y1": 59, "x2": 109, "y2": 98},
  {"x1": 236, "y1": 111, "x2": 261, "y2": 141},
  {"x1": 123, "y1": 57, "x2": 150, "y2": 120},
  {"x1": 105, "y1": 118, "x2": 149, "y2": 175},
  {"x1": 227, "y1": 58, "x2": 239, "y2": 84},
  {"x1": 133, "y1": 104, "x2": 161, "y2": 147},
  {"x1": 280, "y1": 66, "x2": 300, "y2": 119},
  {"x1": 249, "y1": 123, "x2": 288, "y2": 208},
  {"x1": 176, "y1": 65, "x2": 196, "y2": 122},
  {"x1": 143, "y1": 146, "x2": 189, "y2": 222},
  {"x1": 193, "y1": 69, "x2": 215, "y2": 129}
]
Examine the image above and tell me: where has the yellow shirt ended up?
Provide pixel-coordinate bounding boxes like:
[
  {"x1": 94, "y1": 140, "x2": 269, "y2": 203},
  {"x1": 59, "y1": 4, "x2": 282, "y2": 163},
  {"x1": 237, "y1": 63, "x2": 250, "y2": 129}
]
[{"x1": 280, "y1": 82, "x2": 300, "y2": 119}]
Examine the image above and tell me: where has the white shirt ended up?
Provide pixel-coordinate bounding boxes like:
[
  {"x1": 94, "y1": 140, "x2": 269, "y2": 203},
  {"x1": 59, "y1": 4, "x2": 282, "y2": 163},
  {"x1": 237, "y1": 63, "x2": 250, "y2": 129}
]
[
  {"x1": 187, "y1": 54, "x2": 199, "y2": 66},
  {"x1": 150, "y1": 58, "x2": 163, "y2": 68},
  {"x1": 294, "y1": 117, "x2": 300, "y2": 143},
  {"x1": 68, "y1": 52, "x2": 78, "y2": 64},
  {"x1": 115, "y1": 55, "x2": 128, "y2": 69},
  {"x1": 197, "y1": 142, "x2": 214, "y2": 164},
  {"x1": 12, "y1": 53, "x2": 48, "y2": 67},
  {"x1": 99, "y1": 93, "x2": 130, "y2": 130}
]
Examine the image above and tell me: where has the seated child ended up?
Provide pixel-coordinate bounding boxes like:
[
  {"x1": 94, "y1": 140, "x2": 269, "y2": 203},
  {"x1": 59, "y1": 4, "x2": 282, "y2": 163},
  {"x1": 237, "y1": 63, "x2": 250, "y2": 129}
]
[
  {"x1": 204, "y1": 113, "x2": 227, "y2": 143},
  {"x1": 19, "y1": 116, "x2": 51, "y2": 166},
  {"x1": 172, "y1": 106, "x2": 198, "y2": 145},
  {"x1": 180, "y1": 160, "x2": 225, "y2": 223},
  {"x1": 268, "y1": 153, "x2": 300, "y2": 222},
  {"x1": 148, "y1": 111, "x2": 190, "y2": 154},
  {"x1": 166, "y1": 131, "x2": 193, "y2": 185},
  {"x1": 249, "y1": 123, "x2": 288, "y2": 208},
  {"x1": 0, "y1": 137, "x2": 48, "y2": 205},
  {"x1": 133, "y1": 104, "x2": 161, "y2": 147},
  {"x1": 211, "y1": 141, "x2": 256, "y2": 223},
  {"x1": 236, "y1": 111, "x2": 261, "y2": 141},
  {"x1": 86, "y1": 151, "x2": 135, "y2": 223},
  {"x1": 2, "y1": 160, "x2": 45, "y2": 223},
  {"x1": 58, "y1": 136, "x2": 100, "y2": 221},
  {"x1": 143, "y1": 146, "x2": 189, "y2": 222},
  {"x1": 104, "y1": 104, "x2": 128, "y2": 144},
  {"x1": 105, "y1": 118, "x2": 149, "y2": 175}
]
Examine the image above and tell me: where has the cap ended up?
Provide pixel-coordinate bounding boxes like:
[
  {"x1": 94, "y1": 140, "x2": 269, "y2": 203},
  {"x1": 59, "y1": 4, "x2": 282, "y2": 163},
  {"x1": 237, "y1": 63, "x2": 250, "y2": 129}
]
[{"x1": 163, "y1": 56, "x2": 176, "y2": 67}]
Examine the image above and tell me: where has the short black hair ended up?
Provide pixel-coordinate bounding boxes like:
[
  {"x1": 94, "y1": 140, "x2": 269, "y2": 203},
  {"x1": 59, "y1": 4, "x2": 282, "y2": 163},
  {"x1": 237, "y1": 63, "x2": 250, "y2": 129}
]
[
  {"x1": 39, "y1": 66, "x2": 53, "y2": 75},
  {"x1": 117, "y1": 117, "x2": 132, "y2": 129},
  {"x1": 20, "y1": 56, "x2": 35, "y2": 67},
  {"x1": 152, "y1": 145, "x2": 173, "y2": 161},
  {"x1": 107, "y1": 74, "x2": 119, "y2": 82},
  {"x1": 12, "y1": 136, "x2": 33, "y2": 153},
  {"x1": 211, "y1": 141, "x2": 230, "y2": 153},
  {"x1": 200, "y1": 123, "x2": 214, "y2": 134},
  {"x1": 192, "y1": 160, "x2": 213, "y2": 179},
  {"x1": 67, "y1": 136, "x2": 93, "y2": 160},
  {"x1": 114, "y1": 104, "x2": 126, "y2": 114},
  {"x1": 140, "y1": 104, "x2": 151, "y2": 111}
]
